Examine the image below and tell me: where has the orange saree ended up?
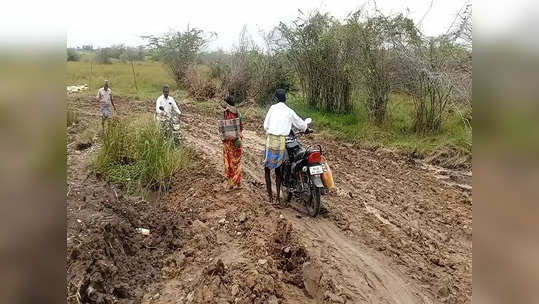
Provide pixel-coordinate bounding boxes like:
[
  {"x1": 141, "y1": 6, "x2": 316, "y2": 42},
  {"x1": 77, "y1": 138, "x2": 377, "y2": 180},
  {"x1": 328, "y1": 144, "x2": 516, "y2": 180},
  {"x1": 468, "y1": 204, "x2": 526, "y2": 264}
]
[{"x1": 222, "y1": 109, "x2": 243, "y2": 186}]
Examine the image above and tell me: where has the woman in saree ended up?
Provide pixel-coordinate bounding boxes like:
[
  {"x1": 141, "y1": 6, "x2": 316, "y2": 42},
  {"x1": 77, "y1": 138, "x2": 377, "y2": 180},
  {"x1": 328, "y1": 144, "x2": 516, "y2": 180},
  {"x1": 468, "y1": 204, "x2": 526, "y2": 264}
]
[{"x1": 221, "y1": 96, "x2": 243, "y2": 190}]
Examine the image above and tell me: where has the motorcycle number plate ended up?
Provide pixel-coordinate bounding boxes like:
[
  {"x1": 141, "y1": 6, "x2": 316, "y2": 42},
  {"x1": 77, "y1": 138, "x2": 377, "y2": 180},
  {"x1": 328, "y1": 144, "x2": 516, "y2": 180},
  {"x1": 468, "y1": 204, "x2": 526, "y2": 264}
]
[{"x1": 309, "y1": 165, "x2": 323, "y2": 175}]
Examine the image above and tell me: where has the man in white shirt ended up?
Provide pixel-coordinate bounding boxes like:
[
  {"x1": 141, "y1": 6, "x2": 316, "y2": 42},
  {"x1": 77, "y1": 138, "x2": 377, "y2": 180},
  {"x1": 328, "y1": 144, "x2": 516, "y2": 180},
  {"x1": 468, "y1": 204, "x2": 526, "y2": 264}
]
[
  {"x1": 155, "y1": 84, "x2": 181, "y2": 122},
  {"x1": 263, "y1": 89, "x2": 311, "y2": 206}
]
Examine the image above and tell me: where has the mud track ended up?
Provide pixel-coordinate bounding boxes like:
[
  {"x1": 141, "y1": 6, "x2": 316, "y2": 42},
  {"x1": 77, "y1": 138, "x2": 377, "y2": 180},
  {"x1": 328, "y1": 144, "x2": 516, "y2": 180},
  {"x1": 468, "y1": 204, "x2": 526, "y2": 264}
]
[{"x1": 67, "y1": 95, "x2": 471, "y2": 304}]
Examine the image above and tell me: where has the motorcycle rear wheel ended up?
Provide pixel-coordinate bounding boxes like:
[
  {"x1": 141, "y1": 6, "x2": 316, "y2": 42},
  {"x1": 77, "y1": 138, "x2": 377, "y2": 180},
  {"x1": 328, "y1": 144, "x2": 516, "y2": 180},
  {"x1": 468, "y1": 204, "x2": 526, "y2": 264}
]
[{"x1": 306, "y1": 186, "x2": 321, "y2": 217}]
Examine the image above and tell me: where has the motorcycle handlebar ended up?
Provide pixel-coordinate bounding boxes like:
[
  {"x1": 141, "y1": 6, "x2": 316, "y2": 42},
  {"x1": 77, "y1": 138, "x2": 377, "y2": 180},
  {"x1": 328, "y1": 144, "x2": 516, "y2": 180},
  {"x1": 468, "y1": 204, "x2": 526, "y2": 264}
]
[{"x1": 289, "y1": 128, "x2": 314, "y2": 138}]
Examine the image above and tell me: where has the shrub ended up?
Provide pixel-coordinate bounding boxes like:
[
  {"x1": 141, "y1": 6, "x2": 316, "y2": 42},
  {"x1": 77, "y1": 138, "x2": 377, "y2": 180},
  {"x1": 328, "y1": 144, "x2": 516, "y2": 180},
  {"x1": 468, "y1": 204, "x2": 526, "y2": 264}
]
[
  {"x1": 144, "y1": 28, "x2": 215, "y2": 87},
  {"x1": 221, "y1": 27, "x2": 296, "y2": 106},
  {"x1": 394, "y1": 35, "x2": 471, "y2": 133},
  {"x1": 108, "y1": 44, "x2": 126, "y2": 59},
  {"x1": 95, "y1": 115, "x2": 190, "y2": 192},
  {"x1": 209, "y1": 61, "x2": 229, "y2": 80},
  {"x1": 94, "y1": 48, "x2": 112, "y2": 64},
  {"x1": 249, "y1": 51, "x2": 296, "y2": 105},
  {"x1": 185, "y1": 65, "x2": 217, "y2": 100},
  {"x1": 119, "y1": 52, "x2": 129, "y2": 63},
  {"x1": 119, "y1": 46, "x2": 146, "y2": 63},
  {"x1": 67, "y1": 48, "x2": 80, "y2": 62},
  {"x1": 222, "y1": 60, "x2": 251, "y2": 103},
  {"x1": 343, "y1": 11, "x2": 417, "y2": 124}
]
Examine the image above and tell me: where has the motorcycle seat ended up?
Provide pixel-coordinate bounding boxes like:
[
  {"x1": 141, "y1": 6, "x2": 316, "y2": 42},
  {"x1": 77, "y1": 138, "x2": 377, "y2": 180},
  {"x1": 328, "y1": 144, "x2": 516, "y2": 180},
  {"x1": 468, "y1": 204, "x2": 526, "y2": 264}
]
[
  {"x1": 295, "y1": 148, "x2": 307, "y2": 160},
  {"x1": 286, "y1": 141, "x2": 300, "y2": 150}
]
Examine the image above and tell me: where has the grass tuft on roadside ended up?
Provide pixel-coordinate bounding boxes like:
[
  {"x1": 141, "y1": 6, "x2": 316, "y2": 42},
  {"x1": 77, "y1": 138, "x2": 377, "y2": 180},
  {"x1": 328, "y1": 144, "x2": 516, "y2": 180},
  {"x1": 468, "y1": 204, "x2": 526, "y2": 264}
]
[{"x1": 95, "y1": 114, "x2": 191, "y2": 192}]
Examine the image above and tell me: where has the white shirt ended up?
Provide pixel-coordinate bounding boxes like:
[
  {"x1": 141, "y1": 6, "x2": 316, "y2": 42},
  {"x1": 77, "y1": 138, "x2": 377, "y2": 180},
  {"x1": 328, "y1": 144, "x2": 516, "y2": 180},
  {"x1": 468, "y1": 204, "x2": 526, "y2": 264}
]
[
  {"x1": 155, "y1": 95, "x2": 181, "y2": 121},
  {"x1": 263, "y1": 102, "x2": 308, "y2": 136}
]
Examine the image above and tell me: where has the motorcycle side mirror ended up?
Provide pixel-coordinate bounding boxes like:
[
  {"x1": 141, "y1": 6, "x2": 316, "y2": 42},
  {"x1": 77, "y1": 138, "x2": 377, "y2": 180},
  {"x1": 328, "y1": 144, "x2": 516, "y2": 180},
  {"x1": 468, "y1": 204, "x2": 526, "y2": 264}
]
[{"x1": 305, "y1": 118, "x2": 312, "y2": 125}]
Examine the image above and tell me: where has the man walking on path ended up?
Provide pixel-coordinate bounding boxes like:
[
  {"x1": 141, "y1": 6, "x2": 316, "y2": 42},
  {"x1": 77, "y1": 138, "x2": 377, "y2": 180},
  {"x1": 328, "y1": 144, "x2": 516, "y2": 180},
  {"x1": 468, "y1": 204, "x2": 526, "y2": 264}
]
[
  {"x1": 263, "y1": 89, "x2": 311, "y2": 206},
  {"x1": 96, "y1": 80, "x2": 116, "y2": 130}
]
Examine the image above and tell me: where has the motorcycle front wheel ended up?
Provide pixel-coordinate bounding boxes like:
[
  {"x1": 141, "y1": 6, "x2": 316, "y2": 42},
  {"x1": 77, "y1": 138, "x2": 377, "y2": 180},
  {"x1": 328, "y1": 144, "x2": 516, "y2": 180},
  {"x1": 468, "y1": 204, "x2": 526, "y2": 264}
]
[{"x1": 306, "y1": 186, "x2": 321, "y2": 217}]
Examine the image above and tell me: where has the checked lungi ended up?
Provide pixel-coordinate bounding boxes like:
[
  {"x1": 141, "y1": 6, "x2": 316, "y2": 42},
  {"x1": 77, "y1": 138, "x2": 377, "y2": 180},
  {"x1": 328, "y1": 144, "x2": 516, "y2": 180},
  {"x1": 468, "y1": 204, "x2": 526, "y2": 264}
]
[{"x1": 264, "y1": 134, "x2": 287, "y2": 169}]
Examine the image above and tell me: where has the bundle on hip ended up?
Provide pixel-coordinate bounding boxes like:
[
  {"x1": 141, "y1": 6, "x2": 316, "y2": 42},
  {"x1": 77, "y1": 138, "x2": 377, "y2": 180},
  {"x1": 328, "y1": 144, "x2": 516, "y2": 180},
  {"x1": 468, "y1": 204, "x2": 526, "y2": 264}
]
[{"x1": 218, "y1": 118, "x2": 241, "y2": 140}]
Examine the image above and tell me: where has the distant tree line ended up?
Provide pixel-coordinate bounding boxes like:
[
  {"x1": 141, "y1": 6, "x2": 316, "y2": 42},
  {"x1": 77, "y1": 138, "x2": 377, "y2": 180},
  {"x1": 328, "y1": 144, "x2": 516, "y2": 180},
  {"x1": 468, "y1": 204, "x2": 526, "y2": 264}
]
[{"x1": 66, "y1": 45, "x2": 147, "y2": 63}]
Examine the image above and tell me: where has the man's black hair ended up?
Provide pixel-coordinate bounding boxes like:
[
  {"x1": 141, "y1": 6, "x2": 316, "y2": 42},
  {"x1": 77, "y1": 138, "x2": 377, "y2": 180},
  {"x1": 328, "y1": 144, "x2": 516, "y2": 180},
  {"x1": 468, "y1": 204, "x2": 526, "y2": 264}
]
[{"x1": 274, "y1": 89, "x2": 286, "y2": 104}]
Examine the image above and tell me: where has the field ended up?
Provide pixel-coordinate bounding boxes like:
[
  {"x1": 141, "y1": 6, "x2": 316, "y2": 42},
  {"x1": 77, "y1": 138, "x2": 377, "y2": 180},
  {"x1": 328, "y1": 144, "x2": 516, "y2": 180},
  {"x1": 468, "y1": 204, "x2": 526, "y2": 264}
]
[
  {"x1": 67, "y1": 61, "x2": 471, "y2": 167},
  {"x1": 67, "y1": 61, "x2": 175, "y2": 99}
]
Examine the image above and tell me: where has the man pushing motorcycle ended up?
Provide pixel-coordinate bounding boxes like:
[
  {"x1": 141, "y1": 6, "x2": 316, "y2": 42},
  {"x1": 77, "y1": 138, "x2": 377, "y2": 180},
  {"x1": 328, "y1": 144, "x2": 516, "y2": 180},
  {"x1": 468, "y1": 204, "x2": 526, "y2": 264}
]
[
  {"x1": 263, "y1": 89, "x2": 311, "y2": 206},
  {"x1": 155, "y1": 84, "x2": 182, "y2": 143}
]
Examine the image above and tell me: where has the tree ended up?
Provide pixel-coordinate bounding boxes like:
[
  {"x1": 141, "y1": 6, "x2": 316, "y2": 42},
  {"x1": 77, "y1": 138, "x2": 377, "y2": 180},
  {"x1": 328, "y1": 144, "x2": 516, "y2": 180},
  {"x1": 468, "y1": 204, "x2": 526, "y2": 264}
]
[
  {"x1": 94, "y1": 48, "x2": 112, "y2": 64},
  {"x1": 278, "y1": 11, "x2": 353, "y2": 113},
  {"x1": 67, "y1": 48, "x2": 80, "y2": 61},
  {"x1": 344, "y1": 11, "x2": 418, "y2": 124},
  {"x1": 144, "y1": 28, "x2": 215, "y2": 86},
  {"x1": 390, "y1": 4, "x2": 472, "y2": 133},
  {"x1": 222, "y1": 26, "x2": 256, "y2": 103},
  {"x1": 221, "y1": 27, "x2": 295, "y2": 105},
  {"x1": 119, "y1": 46, "x2": 146, "y2": 62}
]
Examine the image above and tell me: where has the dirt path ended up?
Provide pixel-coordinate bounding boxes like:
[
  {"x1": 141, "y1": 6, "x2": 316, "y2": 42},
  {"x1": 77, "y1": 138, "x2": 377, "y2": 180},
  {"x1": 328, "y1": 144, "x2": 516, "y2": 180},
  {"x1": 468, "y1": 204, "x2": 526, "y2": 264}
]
[
  {"x1": 180, "y1": 100, "x2": 470, "y2": 303},
  {"x1": 67, "y1": 95, "x2": 471, "y2": 304},
  {"x1": 175, "y1": 108, "x2": 427, "y2": 303}
]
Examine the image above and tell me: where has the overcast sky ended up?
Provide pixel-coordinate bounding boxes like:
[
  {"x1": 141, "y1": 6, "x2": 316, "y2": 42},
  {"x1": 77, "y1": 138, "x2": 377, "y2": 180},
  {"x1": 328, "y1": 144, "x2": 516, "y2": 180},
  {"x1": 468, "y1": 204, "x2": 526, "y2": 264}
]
[{"x1": 65, "y1": 0, "x2": 468, "y2": 50}]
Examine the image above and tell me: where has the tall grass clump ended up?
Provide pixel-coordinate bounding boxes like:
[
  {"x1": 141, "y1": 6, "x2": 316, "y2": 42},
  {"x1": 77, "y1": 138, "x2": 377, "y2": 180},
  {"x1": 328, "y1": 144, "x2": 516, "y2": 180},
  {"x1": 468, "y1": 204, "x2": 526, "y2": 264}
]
[{"x1": 95, "y1": 114, "x2": 190, "y2": 192}]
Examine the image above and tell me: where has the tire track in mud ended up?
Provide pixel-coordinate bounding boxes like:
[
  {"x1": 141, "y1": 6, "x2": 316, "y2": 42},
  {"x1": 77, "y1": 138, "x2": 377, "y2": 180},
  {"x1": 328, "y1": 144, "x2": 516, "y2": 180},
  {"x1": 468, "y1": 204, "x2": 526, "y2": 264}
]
[{"x1": 177, "y1": 105, "x2": 434, "y2": 303}]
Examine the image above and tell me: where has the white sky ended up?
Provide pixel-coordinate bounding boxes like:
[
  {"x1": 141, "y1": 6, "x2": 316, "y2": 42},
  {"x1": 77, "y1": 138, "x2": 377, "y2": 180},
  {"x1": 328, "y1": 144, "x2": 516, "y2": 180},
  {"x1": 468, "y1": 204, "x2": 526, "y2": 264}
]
[
  {"x1": 64, "y1": 0, "x2": 468, "y2": 50},
  {"x1": 0, "y1": 0, "x2": 473, "y2": 49}
]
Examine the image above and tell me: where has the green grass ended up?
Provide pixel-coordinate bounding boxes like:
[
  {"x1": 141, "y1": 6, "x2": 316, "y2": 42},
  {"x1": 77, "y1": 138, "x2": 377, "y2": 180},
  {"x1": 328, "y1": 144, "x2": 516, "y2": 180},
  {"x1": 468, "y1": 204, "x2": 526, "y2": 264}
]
[
  {"x1": 67, "y1": 61, "x2": 175, "y2": 99},
  {"x1": 95, "y1": 114, "x2": 191, "y2": 193},
  {"x1": 287, "y1": 93, "x2": 472, "y2": 166}
]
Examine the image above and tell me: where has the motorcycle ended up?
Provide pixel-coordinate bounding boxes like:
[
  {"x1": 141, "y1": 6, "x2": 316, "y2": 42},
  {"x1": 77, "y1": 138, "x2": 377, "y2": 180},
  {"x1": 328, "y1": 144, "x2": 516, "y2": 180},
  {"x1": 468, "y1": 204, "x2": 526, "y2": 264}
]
[{"x1": 280, "y1": 126, "x2": 329, "y2": 217}]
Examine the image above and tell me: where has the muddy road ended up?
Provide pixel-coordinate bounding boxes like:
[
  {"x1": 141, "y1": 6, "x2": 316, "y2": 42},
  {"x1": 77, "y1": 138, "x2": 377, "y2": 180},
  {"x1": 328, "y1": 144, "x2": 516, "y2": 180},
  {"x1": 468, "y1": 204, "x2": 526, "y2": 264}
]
[{"x1": 67, "y1": 95, "x2": 471, "y2": 304}]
